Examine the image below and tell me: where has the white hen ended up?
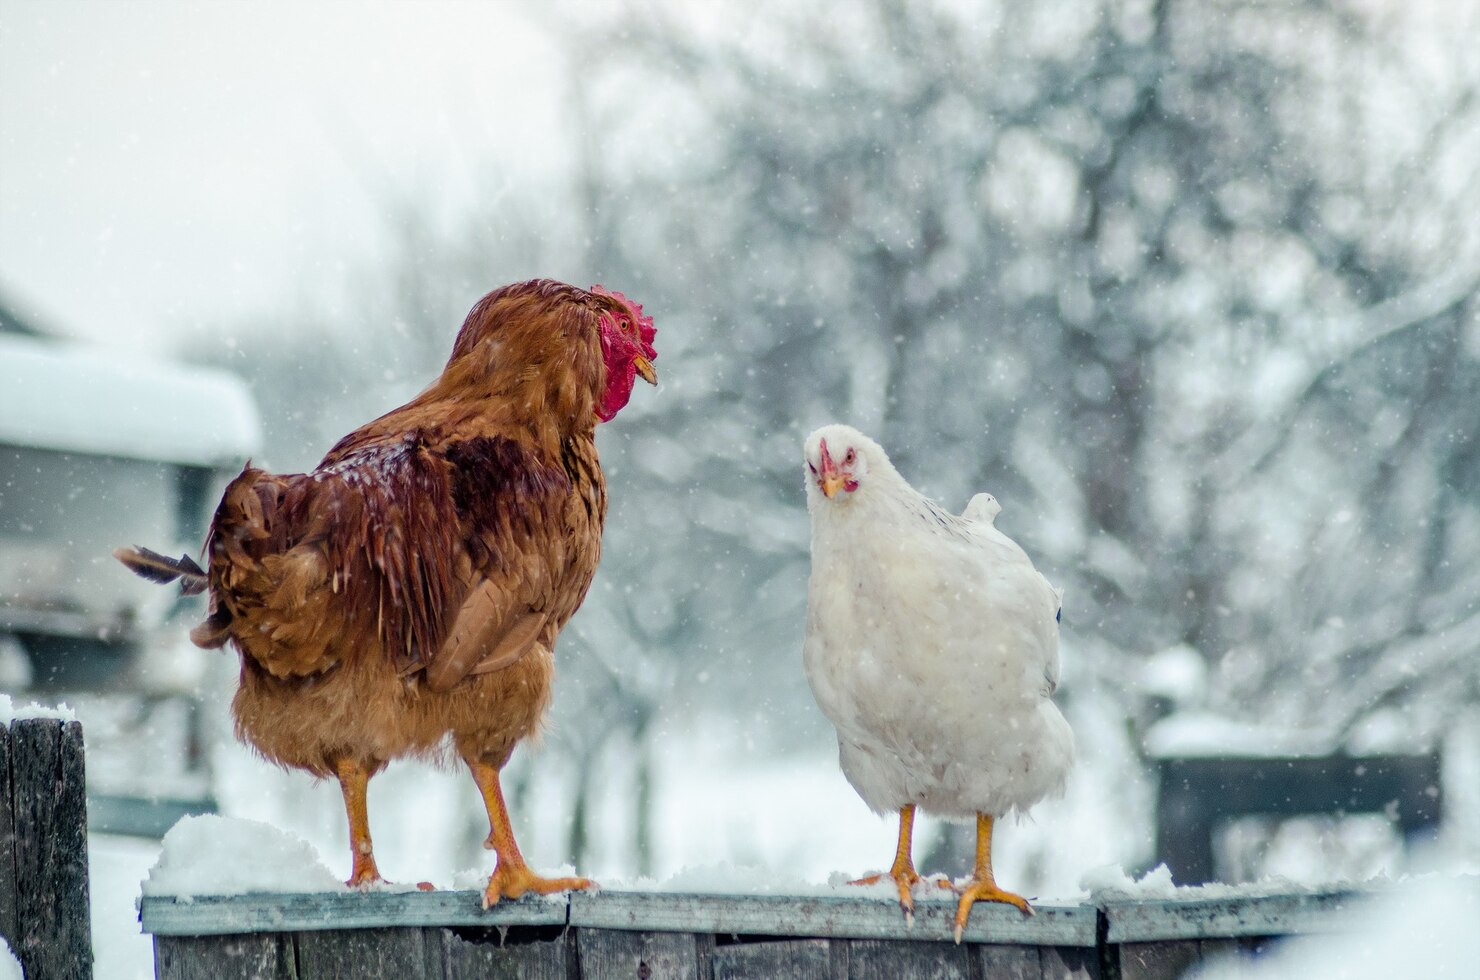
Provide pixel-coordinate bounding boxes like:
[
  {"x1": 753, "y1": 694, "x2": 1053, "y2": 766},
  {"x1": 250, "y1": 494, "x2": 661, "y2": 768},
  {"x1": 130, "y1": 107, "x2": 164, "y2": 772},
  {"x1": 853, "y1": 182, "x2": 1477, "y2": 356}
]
[{"x1": 801, "y1": 424, "x2": 1072, "y2": 940}]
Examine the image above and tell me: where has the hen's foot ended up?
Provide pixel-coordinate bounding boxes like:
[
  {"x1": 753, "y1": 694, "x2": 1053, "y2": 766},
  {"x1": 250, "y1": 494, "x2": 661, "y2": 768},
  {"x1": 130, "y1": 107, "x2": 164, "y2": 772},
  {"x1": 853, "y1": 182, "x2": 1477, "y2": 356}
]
[
  {"x1": 849, "y1": 866, "x2": 950, "y2": 925},
  {"x1": 847, "y1": 805, "x2": 950, "y2": 926},
  {"x1": 482, "y1": 862, "x2": 593, "y2": 909},
  {"x1": 951, "y1": 877, "x2": 1033, "y2": 943}
]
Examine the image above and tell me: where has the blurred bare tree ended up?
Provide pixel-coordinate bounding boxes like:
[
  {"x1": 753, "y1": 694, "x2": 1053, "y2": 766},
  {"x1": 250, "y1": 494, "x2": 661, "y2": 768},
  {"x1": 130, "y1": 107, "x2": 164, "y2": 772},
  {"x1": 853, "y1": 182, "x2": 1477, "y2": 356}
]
[
  {"x1": 572, "y1": 0, "x2": 1480, "y2": 741},
  {"x1": 185, "y1": 0, "x2": 1480, "y2": 874}
]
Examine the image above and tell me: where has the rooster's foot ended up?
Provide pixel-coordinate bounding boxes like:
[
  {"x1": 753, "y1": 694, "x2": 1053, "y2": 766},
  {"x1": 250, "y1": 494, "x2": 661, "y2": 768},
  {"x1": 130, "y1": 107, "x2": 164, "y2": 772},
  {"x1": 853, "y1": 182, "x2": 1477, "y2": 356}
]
[
  {"x1": 482, "y1": 863, "x2": 593, "y2": 909},
  {"x1": 346, "y1": 862, "x2": 384, "y2": 891}
]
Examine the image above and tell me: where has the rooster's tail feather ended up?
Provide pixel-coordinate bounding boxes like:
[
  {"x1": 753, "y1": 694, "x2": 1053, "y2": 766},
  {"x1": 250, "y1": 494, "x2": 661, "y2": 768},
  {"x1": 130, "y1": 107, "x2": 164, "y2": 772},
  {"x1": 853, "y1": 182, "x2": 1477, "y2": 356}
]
[{"x1": 113, "y1": 546, "x2": 208, "y2": 596}]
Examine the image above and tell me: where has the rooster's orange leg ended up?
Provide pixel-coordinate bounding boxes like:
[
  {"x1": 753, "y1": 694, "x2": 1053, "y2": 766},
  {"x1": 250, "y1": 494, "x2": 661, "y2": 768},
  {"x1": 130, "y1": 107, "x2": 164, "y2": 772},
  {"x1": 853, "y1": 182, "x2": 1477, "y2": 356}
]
[
  {"x1": 466, "y1": 758, "x2": 593, "y2": 908},
  {"x1": 952, "y1": 812, "x2": 1033, "y2": 942},
  {"x1": 334, "y1": 758, "x2": 384, "y2": 889},
  {"x1": 849, "y1": 804, "x2": 950, "y2": 924}
]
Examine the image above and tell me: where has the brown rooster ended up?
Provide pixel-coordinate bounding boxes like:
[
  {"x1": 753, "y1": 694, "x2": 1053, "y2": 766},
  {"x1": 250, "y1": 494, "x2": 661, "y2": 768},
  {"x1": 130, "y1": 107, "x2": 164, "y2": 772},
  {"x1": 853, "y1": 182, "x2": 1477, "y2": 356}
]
[{"x1": 116, "y1": 279, "x2": 656, "y2": 905}]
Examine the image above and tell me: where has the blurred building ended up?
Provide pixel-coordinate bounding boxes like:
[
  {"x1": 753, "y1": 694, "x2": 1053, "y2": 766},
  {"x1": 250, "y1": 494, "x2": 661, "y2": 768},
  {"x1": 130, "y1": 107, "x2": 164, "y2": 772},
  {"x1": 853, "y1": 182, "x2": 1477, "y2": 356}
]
[{"x1": 0, "y1": 295, "x2": 260, "y2": 694}]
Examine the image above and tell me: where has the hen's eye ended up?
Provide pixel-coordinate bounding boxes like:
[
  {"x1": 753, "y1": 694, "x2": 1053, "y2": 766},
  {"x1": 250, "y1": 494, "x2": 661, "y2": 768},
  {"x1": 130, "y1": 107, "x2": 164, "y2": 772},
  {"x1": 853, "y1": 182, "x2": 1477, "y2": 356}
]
[
  {"x1": 844, "y1": 448, "x2": 856, "y2": 465},
  {"x1": 808, "y1": 462, "x2": 817, "y2": 475}
]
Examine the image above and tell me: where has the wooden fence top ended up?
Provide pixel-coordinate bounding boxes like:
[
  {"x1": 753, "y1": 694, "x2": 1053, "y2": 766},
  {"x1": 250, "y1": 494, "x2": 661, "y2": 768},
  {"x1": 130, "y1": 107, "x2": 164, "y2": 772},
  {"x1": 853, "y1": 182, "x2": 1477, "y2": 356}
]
[
  {"x1": 141, "y1": 889, "x2": 1098, "y2": 946},
  {"x1": 141, "y1": 884, "x2": 1469, "y2": 980},
  {"x1": 141, "y1": 886, "x2": 1368, "y2": 947},
  {"x1": 1101, "y1": 890, "x2": 1360, "y2": 942}
]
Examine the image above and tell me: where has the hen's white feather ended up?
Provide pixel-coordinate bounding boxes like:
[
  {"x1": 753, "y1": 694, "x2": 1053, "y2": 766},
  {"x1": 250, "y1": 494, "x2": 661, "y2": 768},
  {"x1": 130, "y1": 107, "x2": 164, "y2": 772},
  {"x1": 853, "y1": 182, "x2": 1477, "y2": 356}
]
[{"x1": 802, "y1": 424, "x2": 1073, "y2": 821}]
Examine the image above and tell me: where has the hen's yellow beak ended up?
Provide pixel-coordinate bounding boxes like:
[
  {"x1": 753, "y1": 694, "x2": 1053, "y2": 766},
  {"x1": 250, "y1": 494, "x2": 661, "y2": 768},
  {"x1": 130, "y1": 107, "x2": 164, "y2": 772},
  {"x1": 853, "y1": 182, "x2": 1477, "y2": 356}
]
[
  {"x1": 634, "y1": 356, "x2": 658, "y2": 385},
  {"x1": 820, "y1": 473, "x2": 845, "y2": 498}
]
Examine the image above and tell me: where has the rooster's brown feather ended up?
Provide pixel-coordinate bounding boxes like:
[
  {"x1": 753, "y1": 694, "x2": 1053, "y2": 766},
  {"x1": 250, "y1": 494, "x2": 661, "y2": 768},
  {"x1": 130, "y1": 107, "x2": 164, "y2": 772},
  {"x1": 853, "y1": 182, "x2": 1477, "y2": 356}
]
[{"x1": 113, "y1": 279, "x2": 653, "y2": 900}]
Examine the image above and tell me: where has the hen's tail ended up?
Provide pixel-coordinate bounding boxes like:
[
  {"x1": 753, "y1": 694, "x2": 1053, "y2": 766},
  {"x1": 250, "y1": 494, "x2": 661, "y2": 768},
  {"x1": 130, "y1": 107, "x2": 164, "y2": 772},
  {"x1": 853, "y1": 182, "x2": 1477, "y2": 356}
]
[{"x1": 113, "y1": 546, "x2": 208, "y2": 596}]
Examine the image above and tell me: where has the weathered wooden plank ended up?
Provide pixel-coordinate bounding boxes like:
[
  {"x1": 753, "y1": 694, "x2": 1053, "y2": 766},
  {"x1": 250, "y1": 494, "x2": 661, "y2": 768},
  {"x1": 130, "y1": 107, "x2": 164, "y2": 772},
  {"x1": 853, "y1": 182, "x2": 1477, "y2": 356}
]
[
  {"x1": 441, "y1": 924, "x2": 571, "y2": 980},
  {"x1": 712, "y1": 938, "x2": 831, "y2": 980},
  {"x1": 0, "y1": 725, "x2": 17, "y2": 956},
  {"x1": 1114, "y1": 940, "x2": 1201, "y2": 980},
  {"x1": 846, "y1": 938, "x2": 972, "y2": 979},
  {"x1": 294, "y1": 926, "x2": 442, "y2": 979},
  {"x1": 141, "y1": 889, "x2": 566, "y2": 936},
  {"x1": 697, "y1": 932, "x2": 717, "y2": 979},
  {"x1": 1194, "y1": 938, "x2": 1243, "y2": 973},
  {"x1": 575, "y1": 928, "x2": 701, "y2": 980},
  {"x1": 1038, "y1": 944, "x2": 1102, "y2": 979},
  {"x1": 828, "y1": 937, "x2": 849, "y2": 980},
  {"x1": 568, "y1": 891, "x2": 1096, "y2": 946},
  {"x1": 12, "y1": 718, "x2": 92, "y2": 980},
  {"x1": 974, "y1": 944, "x2": 1041, "y2": 979},
  {"x1": 154, "y1": 933, "x2": 296, "y2": 980},
  {"x1": 1102, "y1": 890, "x2": 1358, "y2": 942}
]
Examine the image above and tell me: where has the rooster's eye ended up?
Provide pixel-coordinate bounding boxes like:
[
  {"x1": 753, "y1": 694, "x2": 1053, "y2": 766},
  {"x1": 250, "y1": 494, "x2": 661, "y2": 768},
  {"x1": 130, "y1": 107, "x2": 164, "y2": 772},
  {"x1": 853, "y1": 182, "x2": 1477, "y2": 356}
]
[{"x1": 844, "y1": 448, "x2": 856, "y2": 465}]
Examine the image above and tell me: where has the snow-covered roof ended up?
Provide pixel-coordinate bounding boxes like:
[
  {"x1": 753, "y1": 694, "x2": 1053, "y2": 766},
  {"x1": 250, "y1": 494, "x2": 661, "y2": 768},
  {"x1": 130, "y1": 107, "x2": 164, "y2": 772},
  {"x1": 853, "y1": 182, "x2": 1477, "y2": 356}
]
[{"x1": 0, "y1": 333, "x2": 260, "y2": 467}]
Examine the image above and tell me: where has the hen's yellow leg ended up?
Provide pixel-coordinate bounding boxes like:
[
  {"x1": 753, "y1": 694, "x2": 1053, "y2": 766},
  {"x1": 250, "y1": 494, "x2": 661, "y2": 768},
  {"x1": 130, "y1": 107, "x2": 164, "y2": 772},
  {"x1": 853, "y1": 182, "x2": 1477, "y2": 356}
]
[
  {"x1": 466, "y1": 758, "x2": 593, "y2": 908},
  {"x1": 334, "y1": 758, "x2": 384, "y2": 889},
  {"x1": 953, "y1": 812, "x2": 1033, "y2": 942},
  {"x1": 849, "y1": 805, "x2": 950, "y2": 924}
]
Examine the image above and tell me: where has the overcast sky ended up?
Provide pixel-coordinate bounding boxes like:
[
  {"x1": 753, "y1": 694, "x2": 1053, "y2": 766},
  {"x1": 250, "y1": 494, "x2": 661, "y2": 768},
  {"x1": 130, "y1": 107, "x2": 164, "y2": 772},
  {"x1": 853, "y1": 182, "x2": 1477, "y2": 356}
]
[{"x1": 0, "y1": 1, "x2": 573, "y2": 351}]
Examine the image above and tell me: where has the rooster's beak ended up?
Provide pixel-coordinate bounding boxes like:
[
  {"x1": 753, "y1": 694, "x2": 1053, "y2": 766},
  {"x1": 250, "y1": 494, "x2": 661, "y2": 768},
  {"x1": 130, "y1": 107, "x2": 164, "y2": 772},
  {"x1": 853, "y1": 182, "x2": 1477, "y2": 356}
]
[{"x1": 634, "y1": 356, "x2": 658, "y2": 385}]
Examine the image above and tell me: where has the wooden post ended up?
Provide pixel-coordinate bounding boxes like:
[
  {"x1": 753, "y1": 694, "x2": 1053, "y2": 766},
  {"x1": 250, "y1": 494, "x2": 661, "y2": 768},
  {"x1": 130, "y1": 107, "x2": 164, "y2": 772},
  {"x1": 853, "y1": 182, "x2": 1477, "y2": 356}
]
[
  {"x1": 0, "y1": 726, "x2": 17, "y2": 950},
  {"x1": 0, "y1": 718, "x2": 93, "y2": 980}
]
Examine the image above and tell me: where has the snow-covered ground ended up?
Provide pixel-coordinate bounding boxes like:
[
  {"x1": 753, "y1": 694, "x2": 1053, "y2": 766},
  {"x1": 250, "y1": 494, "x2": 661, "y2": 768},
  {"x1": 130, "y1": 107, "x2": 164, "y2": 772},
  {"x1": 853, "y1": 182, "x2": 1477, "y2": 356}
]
[
  {"x1": 90, "y1": 834, "x2": 163, "y2": 980},
  {"x1": 1193, "y1": 875, "x2": 1480, "y2": 980}
]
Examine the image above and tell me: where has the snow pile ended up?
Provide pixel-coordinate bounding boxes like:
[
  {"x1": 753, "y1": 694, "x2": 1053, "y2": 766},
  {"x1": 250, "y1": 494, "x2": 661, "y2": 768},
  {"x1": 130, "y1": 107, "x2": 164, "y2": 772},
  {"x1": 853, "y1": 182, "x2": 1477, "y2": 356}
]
[
  {"x1": 1079, "y1": 863, "x2": 1329, "y2": 903},
  {"x1": 1143, "y1": 712, "x2": 1325, "y2": 759},
  {"x1": 1140, "y1": 645, "x2": 1209, "y2": 706},
  {"x1": 1193, "y1": 875, "x2": 1480, "y2": 979},
  {"x1": 0, "y1": 333, "x2": 260, "y2": 467},
  {"x1": 1079, "y1": 863, "x2": 1179, "y2": 900},
  {"x1": 142, "y1": 815, "x2": 344, "y2": 899},
  {"x1": 0, "y1": 694, "x2": 77, "y2": 725},
  {"x1": 0, "y1": 938, "x2": 20, "y2": 980}
]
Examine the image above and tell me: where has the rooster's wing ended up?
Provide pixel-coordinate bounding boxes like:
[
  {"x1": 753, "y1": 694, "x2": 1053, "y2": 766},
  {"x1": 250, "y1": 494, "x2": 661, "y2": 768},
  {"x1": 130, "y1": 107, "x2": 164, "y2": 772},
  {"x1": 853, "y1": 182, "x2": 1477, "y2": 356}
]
[
  {"x1": 196, "y1": 430, "x2": 590, "y2": 690},
  {"x1": 421, "y1": 433, "x2": 591, "y2": 692}
]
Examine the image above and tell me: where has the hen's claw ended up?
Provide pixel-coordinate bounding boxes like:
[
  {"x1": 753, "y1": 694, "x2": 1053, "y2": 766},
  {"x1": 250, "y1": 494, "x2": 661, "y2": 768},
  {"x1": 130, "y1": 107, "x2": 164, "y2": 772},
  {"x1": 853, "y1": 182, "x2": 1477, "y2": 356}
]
[
  {"x1": 951, "y1": 877, "x2": 1033, "y2": 942},
  {"x1": 850, "y1": 868, "x2": 955, "y2": 926},
  {"x1": 949, "y1": 812, "x2": 1034, "y2": 942},
  {"x1": 849, "y1": 866, "x2": 922, "y2": 923},
  {"x1": 850, "y1": 803, "x2": 947, "y2": 925}
]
